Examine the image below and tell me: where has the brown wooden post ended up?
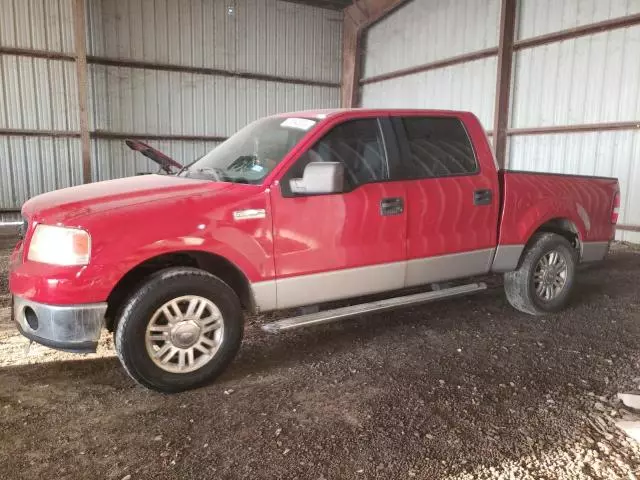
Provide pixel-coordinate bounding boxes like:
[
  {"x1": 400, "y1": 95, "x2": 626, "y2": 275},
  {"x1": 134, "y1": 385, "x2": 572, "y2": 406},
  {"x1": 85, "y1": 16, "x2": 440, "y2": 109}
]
[
  {"x1": 72, "y1": 0, "x2": 92, "y2": 184},
  {"x1": 492, "y1": 0, "x2": 517, "y2": 169},
  {"x1": 341, "y1": 9, "x2": 366, "y2": 107},
  {"x1": 341, "y1": 0, "x2": 408, "y2": 108}
]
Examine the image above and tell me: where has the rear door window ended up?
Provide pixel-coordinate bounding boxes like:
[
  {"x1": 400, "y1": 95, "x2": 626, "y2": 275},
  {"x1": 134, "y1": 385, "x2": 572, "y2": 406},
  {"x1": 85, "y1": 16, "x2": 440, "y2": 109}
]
[{"x1": 397, "y1": 117, "x2": 478, "y2": 178}]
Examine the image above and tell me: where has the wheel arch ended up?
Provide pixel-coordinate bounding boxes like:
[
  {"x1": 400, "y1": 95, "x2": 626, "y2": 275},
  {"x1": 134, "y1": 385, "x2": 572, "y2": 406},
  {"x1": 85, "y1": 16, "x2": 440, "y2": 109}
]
[
  {"x1": 105, "y1": 250, "x2": 255, "y2": 332},
  {"x1": 529, "y1": 217, "x2": 581, "y2": 249},
  {"x1": 519, "y1": 217, "x2": 583, "y2": 268}
]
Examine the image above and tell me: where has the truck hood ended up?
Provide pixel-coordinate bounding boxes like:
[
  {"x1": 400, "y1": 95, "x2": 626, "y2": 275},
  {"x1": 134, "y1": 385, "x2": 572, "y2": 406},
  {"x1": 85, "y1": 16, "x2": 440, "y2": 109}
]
[
  {"x1": 125, "y1": 140, "x2": 184, "y2": 174},
  {"x1": 22, "y1": 175, "x2": 233, "y2": 225}
]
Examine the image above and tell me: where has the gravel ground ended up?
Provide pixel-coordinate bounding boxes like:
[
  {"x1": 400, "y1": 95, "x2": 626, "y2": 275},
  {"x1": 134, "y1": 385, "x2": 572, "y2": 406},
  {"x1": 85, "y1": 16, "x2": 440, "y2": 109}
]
[{"x1": 2, "y1": 242, "x2": 640, "y2": 479}]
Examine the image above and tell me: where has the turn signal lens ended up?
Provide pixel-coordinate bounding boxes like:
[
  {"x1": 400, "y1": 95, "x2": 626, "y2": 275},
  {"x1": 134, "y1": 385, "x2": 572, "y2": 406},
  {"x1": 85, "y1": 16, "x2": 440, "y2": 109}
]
[{"x1": 611, "y1": 191, "x2": 620, "y2": 224}]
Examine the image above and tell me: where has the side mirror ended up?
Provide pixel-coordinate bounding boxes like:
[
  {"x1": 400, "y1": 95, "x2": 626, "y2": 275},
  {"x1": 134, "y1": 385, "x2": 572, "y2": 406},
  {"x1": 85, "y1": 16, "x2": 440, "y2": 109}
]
[{"x1": 289, "y1": 162, "x2": 345, "y2": 195}]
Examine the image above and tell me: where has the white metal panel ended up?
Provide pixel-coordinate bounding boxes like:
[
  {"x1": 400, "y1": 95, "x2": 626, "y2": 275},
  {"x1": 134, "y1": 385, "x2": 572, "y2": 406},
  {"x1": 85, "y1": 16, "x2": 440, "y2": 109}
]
[
  {"x1": 361, "y1": 56, "x2": 497, "y2": 130},
  {"x1": 518, "y1": 0, "x2": 640, "y2": 40},
  {"x1": 86, "y1": 0, "x2": 342, "y2": 83},
  {"x1": 363, "y1": 0, "x2": 500, "y2": 79},
  {"x1": 88, "y1": 64, "x2": 340, "y2": 136},
  {"x1": 508, "y1": 131, "x2": 640, "y2": 242},
  {"x1": 87, "y1": 0, "x2": 238, "y2": 69},
  {"x1": 0, "y1": 211, "x2": 21, "y2": 223},
  {"x1": 0, "y1": 0, "x2": 74, "y2": 52},
  {"x1": 0, "y1": 136, "x2": 82, "y2": 209},
  {"x1": 0, "y1": 55, "x2": 79, "y2": 131},
  {"x1": 91, "y1": 138, "x2": 220, "y2": 182},
  {"x1": 235, "y1": 0, "x2": 342, "y2": 83},
  {"x1": 511, "y1": 26, "x2": 640, "y2": 128}
]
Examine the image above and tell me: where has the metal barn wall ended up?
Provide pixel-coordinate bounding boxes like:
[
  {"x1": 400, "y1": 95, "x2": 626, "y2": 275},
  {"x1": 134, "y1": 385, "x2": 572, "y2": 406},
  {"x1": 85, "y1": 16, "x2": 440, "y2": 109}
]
[
  {"x1": 88, "y1": 66, "x2": 338, "y2": 137},
  {"x1": 0, "y1": 0, "x2": 342, "y2": 210},
  {"x1": 361, "y1": 57, "x2": 498, "y2": 128},
  {"x1": 86, "y1": 0, "x2": 342, "y2": 182},
  {"x1": 0, "y1": 0, "x2": 75, "y2": 52},
  {"x1": 509, "y1": 3, "x2": 640, "y2": 242},
  {"x1": 511, "y1": 27, "x2": 640, "y2": 129},
  {"x1": 361, "y1": 0, "x2": 500, "y2": 130},
  {"x1": 87, "y1": 0, "x2": 342, "y2": 84},
  {"x1": 0, "y1": 0, "x2": 81, "y2": 210},
  {"x1": 363, "y1": 0, "x2": 500, "y2": 78},
  {"x1": 517, "y1": 0, "x2": 640, "y2": 40}
]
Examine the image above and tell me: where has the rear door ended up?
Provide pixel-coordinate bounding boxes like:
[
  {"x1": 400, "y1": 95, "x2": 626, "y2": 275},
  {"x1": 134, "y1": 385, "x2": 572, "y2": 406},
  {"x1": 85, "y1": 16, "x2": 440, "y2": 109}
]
[
  {"x1": 270, "y1": 116, "x2": 407, "y2": 309},
  {"x1": 391, "y1": 115, "x2": 499, "y2": 287}
]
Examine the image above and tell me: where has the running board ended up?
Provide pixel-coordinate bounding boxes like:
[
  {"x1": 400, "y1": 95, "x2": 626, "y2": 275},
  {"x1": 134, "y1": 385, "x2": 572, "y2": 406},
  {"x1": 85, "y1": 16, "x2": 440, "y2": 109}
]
[{"x1": 261, "y1": 282, "x2": 487, "y2": 334}]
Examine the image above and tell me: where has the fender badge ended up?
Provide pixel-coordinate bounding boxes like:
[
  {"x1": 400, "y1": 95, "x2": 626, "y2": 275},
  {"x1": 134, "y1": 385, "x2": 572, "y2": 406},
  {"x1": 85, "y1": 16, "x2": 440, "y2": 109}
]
[{"x1": 233, "y1": 209, "x2": 266, "y2": 220}]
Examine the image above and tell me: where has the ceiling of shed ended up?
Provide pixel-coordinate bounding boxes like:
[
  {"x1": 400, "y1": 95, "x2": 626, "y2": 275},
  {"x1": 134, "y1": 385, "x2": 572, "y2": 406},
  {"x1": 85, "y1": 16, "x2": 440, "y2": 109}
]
[{"x1": 280, "y1": 0, "x2": 351, "y2": 10}]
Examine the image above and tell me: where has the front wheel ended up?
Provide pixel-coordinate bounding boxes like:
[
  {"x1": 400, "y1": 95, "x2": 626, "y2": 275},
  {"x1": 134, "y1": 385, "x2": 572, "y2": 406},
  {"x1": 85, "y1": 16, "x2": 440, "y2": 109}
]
[
  {"x1": 114, "y1": 267, "x2": 243, "y2": 392},
  {"x1": 504, "y1": 233, "x2": 578, "y2": 316}
]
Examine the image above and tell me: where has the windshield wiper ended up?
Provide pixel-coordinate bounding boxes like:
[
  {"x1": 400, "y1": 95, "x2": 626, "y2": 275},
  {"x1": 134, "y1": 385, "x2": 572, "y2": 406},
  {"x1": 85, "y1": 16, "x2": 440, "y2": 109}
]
[{"x1": 192, "y1": 167, "x2": 229, "y2": 181}]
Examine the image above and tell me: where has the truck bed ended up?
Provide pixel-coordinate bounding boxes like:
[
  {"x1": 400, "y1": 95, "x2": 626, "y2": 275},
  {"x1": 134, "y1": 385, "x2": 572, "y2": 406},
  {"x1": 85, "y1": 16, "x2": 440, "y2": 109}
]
[{"x1": 498, "y1": 170, "x2": 618, "y2": 247}]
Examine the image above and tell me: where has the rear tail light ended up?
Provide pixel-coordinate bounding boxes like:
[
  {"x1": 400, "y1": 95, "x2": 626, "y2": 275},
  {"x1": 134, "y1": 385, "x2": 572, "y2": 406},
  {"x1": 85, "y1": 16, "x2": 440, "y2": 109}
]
[{"x1": 611, "y1": 190, "x2": 620, "y2": 224}]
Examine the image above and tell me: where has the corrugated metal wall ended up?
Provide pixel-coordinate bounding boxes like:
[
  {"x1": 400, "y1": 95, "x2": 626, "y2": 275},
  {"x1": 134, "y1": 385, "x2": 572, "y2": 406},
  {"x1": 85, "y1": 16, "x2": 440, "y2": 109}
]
[
  {"x1": 364, "y1": 0, "x2": 500, "y2": 78},
  {"x1": 517, "y1": 0, "x2": 640, "y2": 40},
  {"x1": 0, "y1": 0, "x2": 81, "y2": 210},
  {"x1": 86, "y1": 0, "x2": 342, "y2": 183},
  {"x1": 0, "y1": 0, "x2": 75, "y2": 52},
  {"x1": 511, "y1": 27, "x2": 640, "y2": 128},
  {"x1": 361, "y1": 0, "x2": 500, "y2": 129},
  {"x1": 88, "y1": 66, "x2": 338, "y2": 136},
  {"x1": 87, "y1": 0, "x2": 342, "y2": 83},
  {"x1": 0, "y1": 0, "x2": 342, "y2": 210},
  {"x1": 509, "y1": 1, "x2": 640, "y2": 242},
  {"x1": 361, "y1": 57, "x2": 497, "y2": 128}
]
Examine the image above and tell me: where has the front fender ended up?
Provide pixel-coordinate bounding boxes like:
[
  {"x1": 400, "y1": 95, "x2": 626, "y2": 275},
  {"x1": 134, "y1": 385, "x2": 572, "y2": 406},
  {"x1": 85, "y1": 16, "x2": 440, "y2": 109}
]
[{"x1": 13, "y1": 185, "x2": 275, "y2": 305}]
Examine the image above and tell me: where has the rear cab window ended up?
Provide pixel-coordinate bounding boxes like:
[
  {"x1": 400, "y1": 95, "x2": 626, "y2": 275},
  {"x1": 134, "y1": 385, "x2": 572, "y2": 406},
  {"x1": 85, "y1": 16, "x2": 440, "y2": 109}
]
[{"x1": 394, "y1": 117, "x2": 478, "y2": 179}]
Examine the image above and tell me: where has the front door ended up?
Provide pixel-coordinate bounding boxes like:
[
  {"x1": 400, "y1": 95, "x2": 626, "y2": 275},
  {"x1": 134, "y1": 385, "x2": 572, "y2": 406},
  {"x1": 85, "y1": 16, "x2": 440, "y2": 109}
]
[
  {"x1": 392, "y1": 115, "x2": 499, "y2": 287},
  {"x1": 270, "y1": 116, "x2": 407, "y2": 309}
]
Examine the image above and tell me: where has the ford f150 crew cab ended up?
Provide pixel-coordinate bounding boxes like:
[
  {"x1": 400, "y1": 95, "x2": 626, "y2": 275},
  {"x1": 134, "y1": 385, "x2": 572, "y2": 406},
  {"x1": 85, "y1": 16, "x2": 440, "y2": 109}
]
[{"x1": 9, "y1": 109, "x2": 620, "y2": 392}]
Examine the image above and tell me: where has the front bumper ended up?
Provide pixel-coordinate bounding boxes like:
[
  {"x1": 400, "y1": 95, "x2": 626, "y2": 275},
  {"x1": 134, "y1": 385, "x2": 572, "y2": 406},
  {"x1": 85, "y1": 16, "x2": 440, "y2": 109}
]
[{"x1": 13, "y1": 296, "x2": 107, "y2": 353}]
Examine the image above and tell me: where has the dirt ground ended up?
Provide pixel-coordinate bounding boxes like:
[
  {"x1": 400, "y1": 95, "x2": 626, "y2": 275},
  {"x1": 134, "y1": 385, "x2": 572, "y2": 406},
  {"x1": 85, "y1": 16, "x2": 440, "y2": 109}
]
[{"x1": 2, "y1": 242, "x2": 640, "y2": 479}]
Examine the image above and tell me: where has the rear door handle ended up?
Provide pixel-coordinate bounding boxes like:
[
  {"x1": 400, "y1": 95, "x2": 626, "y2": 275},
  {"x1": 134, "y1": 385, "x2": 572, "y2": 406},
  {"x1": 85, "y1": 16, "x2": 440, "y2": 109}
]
[
  {"x1": 474, "y1": 189, "x2": 492, "y2": 206},
  {"x1": 380, "y1": 197, "x2": 404, "y2": 216}
]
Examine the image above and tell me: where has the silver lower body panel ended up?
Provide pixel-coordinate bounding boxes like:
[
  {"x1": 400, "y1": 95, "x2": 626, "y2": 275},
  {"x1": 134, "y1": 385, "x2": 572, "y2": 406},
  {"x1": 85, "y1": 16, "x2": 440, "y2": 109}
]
[
  {"x1": 491, "y1": 244, "x2": 525, "y2": 272},
  {"x1": 13, "y1": 296, "x2": 106, "y2": 353},
  {"x1": 581, "y1": 241, "x2": 610, "y2": 262}
]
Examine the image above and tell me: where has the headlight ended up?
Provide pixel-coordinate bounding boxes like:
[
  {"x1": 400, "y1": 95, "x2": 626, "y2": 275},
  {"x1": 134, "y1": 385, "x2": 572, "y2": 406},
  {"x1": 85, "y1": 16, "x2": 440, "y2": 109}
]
[{"x1": 27, "y1": 225, "x2": 91, "y2": 266}]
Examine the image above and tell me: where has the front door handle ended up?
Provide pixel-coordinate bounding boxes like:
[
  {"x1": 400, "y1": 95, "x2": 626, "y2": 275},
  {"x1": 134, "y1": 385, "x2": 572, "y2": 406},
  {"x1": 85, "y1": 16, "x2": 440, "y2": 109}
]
[
  {"x1": 380, "y1": 197, "x2": 404, "y2": 216},
  {"x1": 474, "y1": 189, "x2": 492, "y2": 206}
]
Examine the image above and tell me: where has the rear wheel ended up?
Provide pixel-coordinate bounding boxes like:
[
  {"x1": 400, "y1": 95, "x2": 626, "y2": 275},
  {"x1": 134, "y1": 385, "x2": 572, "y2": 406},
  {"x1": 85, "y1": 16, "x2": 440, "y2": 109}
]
[
  {"x1": 504, "y1": 233, "x2": 577, "y2": 315},
  {"x1": 114, "y1": 267, "x2": 243, "y2": 392}
]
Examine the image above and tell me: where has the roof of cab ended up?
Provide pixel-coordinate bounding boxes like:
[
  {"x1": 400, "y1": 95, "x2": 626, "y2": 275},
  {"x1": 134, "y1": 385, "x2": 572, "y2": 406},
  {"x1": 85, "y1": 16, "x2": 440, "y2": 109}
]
[
  {"x1": 274, "y1": 109, "x2": 347, "y2": 119},
  {"x1": 275, "y1": 108, "x2": 471, "y2": 119}
]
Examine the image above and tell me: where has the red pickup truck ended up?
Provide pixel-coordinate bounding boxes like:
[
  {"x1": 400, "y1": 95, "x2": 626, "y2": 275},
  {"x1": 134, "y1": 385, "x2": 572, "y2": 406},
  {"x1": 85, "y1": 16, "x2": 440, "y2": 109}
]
[{"x1": 9, "y1": 109, "x2": 619, "y2": 392}]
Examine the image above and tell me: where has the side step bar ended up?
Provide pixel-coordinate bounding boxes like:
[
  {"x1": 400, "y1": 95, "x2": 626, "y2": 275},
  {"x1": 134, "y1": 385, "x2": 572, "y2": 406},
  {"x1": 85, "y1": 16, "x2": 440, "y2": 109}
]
[{"x1": 261, "y1": 282, "x2": 487, "y2": 334}]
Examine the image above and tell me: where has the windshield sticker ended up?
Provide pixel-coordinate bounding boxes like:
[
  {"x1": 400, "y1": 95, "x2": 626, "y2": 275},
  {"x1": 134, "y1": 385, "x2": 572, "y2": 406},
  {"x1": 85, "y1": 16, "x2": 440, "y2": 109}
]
[
  {"x1": 251, "y1": 164, "x2": 264, "y2": 172},
  {"x1": 281, "y1": 118, "x2": 316, "y2": 131}
]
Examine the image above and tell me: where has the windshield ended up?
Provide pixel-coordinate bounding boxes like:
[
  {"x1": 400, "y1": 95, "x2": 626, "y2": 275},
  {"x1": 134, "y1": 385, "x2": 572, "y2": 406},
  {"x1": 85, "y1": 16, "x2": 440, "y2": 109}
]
[{"x1": 179, "y1": 116, "x2": 318, "y2": 184}]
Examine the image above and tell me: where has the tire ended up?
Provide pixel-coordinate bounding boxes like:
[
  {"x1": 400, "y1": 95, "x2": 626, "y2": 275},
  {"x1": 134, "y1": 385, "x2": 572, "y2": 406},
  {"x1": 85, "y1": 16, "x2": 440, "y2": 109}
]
[
  {"x1": 504, "y1": 232, "x2": 578, "y2": 316},
  {"x1": 114, "y1": 267, "x2": 243, "y2": 393}
]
